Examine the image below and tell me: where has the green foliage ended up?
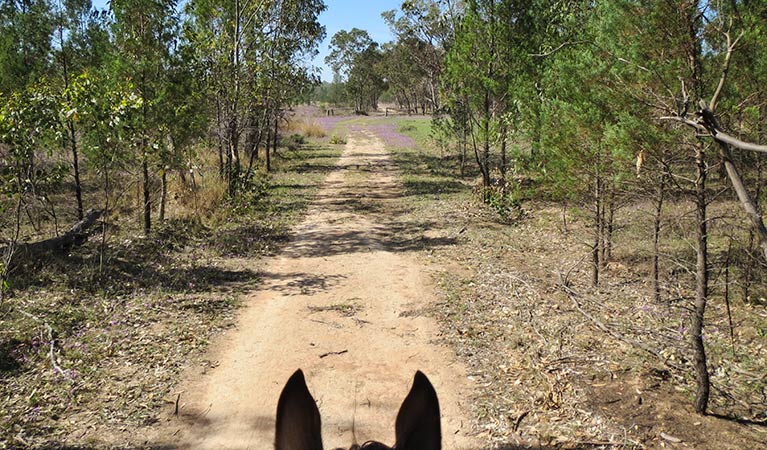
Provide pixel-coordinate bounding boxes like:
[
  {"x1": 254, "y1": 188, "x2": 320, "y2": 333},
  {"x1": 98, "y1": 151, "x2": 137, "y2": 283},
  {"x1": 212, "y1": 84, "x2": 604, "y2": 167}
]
[
  {"x1": 282, "y1": 133, "x2": 306, "y2": 151},
  {"x1": 0, "y1": 83, "x2": 60, "y2": 197},
  {"x1": 310, "y1": 81, "x2": 348, "y2": 105},
  {"x1": 183, "y1": 0, "x2": 326, "y2": 194},
  {"x1": 227, "y1": 172, "x2": 272, "y2": 216},
  {"x1": 70, "y1": 71, "x2": 144, "y2": 171},
  {"x1": 475, "y1": 180, "x2": 524, "y2": 222},
  {"x1": 329, "y1": 135, "x2": 347, "y2": 145},
  {"x1": 325, "y1": 28, "x2": 375, "y2": 79},
  {"x1": 381, "y1": 1, "x2": 449, "y2": 113},
  {"x1": 0, "y1": 0, "x2": 55, "y2": 93},
  {"x1": 325, "y1": 28, "x2": 386, "y2": 111}
]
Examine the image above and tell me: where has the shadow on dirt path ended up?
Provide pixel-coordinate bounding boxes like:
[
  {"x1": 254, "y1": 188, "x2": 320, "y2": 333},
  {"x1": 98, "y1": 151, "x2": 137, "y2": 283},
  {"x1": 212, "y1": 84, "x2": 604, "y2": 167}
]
[{"x1": 148, "y1": 130, "x2": 479, "y2": 449}]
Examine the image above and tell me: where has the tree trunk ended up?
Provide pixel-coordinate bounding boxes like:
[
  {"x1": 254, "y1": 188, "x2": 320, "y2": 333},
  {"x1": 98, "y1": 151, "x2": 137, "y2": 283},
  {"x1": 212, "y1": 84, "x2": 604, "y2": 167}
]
[
  {"x1": 142, "y1": 156, "x2": 151, "y2": 234},
  {"x1": 159, "y1": 168, "x2": 167, "y2": 223},
  {"x1": 58, "y1": 23, "x2": 83, "y2": 221},
  {"x1": 1, "y1": 193, "x2": 24, "y2": 302},
  {"x1": 265, "y1": 116, "x2": 273, "y2": 173},
  {"x1": 227, "y1": 116, "x2": 240, "y2": 195},
  {"x1": 482, "y1": 92, "x2": 491, "y2": 188},
  {"x1": 717, "y1": 140, "x2": 767, "y2": 261},
  {"x1": 500, "y1": 125, "x2": 508, "y2": 181},
  {"x1": 599, "y1": 184, "x2": 607, "y2": 268},
  {"x1": 606, "y1": 195, "x2": 615, "y2": 261},
  {"x1": 652, "y1": 175, "x2": 665, "y2": 303},
  {"x1": 216, "y1": 97, "x2": 225, "y2": 177},
  {"x1": 592, "y1": 175, "x2": 601, "y2": 287},
  {"x1": 460, "y1": 128, "x2": 467, "y2": 178},
  {"x1": 685, "y1": 1, "x2": 709, "y2": 414},
  {"x1": 227, "y1": 0, "x2": 242, "y2": 195},
  {"x1": 531, "y1": 80, "x2": 544, "y2": 159},
  {"x1": 246, "y1": 114, "x2": 266, "y2": 180},
  {"x1": 270, "y1": 115, "x2": 278, "y2": 172},
  {"x1": 742, "y1": 153, "x2": 763, "y2": 301},
  {"x1": 68, "y1": 120, "x2": 84, "y2": 221},
  {"x1": 692, "y1": 143, "x2": 710, "y2": 414},
  {"x1": 98, "y1": 159, "x2": 111, "y2": 274}
]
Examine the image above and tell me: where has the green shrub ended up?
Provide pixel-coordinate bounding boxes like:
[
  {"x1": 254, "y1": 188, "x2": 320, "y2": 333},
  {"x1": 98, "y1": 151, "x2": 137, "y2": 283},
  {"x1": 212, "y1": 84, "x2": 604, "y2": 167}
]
[
  {"x1": 475, "y1": 179, "x2": 524, "y2": 222},
  {"x1": 329, "y1": 135, "x2": 347, "y2": 145},
  {"x1": 282, "y1": 133, "x2": 306, "y2": 151}
]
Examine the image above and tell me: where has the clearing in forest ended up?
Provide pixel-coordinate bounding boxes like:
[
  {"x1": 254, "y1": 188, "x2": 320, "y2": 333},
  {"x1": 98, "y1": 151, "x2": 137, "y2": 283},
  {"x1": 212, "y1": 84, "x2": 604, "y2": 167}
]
[{"x1": 152, "y1": 128, "x2": 479, "y2": 449}]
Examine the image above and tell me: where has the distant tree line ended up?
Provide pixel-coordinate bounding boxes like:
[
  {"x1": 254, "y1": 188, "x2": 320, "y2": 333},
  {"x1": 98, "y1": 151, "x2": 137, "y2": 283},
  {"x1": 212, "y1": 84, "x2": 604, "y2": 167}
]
[{"x1": 312, "y1": 1, "x2": 447, "y2": 115}]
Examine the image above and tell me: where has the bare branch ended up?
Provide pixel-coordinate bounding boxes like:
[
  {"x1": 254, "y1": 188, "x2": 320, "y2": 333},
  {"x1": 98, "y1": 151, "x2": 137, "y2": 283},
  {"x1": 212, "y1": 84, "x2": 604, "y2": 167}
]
[
  {"x1": 712, "y1": 130, "x2": 767, "y2": 154},
  {"x1": 661, "y1": 114, "x2": 767, "y2": 153},
  {"x1": 709, "y1": 29, "x2": 744, "y2": 112},
  {"x1": 529, "y1": 40, "x2": 589, "y2": 58}
]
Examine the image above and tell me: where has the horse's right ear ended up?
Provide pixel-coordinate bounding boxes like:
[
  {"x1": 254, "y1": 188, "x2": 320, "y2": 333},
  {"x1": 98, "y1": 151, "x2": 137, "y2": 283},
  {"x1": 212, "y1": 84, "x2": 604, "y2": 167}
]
[
  {"x1": 275, "y1": 369, "x2": 324, "y2": 450},
  {"x1": 393, "y1": 371, "x2": 441, "y2": 450}
]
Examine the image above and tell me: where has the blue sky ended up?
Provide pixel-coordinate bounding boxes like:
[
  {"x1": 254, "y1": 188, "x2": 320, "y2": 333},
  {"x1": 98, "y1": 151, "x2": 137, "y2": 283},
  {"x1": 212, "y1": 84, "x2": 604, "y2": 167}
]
[
  {"x1": 313, "y1": 0, "x2": 400, "y2": 81},
  {"x1": 92, "y1": 0, "x2": 401, "y2": 82}
]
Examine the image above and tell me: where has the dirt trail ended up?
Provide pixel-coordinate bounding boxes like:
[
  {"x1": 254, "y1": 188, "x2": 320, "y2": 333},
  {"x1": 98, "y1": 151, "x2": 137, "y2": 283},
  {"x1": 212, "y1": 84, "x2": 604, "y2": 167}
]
[{"x1": 154, "y1": 130, "x2": 478, "y2": 450}]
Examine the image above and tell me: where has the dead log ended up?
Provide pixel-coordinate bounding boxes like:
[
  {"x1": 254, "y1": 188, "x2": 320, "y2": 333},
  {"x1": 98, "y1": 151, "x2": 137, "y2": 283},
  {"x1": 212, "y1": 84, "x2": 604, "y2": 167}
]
[{"x1": 1, "y1": 209, "x2": 103, "y2": 266}]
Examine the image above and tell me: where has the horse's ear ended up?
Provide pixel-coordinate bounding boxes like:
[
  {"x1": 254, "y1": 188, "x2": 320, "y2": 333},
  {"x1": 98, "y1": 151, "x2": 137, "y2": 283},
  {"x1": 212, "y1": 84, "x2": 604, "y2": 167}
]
[
  {"x1": 275, "y1": 369, "x2": 324, "y2": 450},
  {"x1": 393, "y1": 371, "x2": 441, "y2": 450}
]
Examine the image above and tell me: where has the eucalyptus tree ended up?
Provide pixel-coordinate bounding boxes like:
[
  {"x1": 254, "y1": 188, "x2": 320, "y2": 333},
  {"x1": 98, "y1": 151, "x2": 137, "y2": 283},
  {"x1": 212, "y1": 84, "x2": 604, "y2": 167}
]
[
  {"x1": 381, "y1": 39, "x2": 428, "y2": 113},
  {"x1": 382, "y1": 0, "x2": 451, "y2": 112},
  {"x1": 185, "y1": 0, "x2": 325, "y2": 191},
  {"x1": 325, "y1": 28, "x2": 374, "y2": 81},
  {"x1": 110, "y1": 0, "x2": 180, "y2": 233},
  {"x1": 325, "y1": 28, "x2": 386, "y2": 112},
  {"x1": 347, "y1": 43, "x2": 386, "y2": 112},
  {"x1": 52, "y1": 0, "x2": 110, "y2": 220},
  {"x1": 0, "y1": 83, "x2": 59, "y2": 297},
  {"x1": 73, "y1": 70, "x2": 144, "y2": 236},
  {"x1": 250, "y1": 0, "x2": 326, "y2": 173}
]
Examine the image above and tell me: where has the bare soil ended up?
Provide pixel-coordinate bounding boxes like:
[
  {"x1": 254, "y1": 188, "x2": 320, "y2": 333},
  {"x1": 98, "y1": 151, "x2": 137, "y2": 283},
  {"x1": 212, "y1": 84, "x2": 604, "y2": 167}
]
[{"x1": 150, "y1": 130, "x2": 479, "y2": 449}]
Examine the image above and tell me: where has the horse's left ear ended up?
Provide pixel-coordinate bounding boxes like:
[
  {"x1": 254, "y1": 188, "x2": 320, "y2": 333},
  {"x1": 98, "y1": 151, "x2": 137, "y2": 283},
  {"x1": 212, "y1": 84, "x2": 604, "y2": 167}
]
[
  {"x1": 393, "y1": 371, "x2": 441, "y2": 450},
  {"x1": 275, "y1": 369, "x2": 324, "y2": 450}
]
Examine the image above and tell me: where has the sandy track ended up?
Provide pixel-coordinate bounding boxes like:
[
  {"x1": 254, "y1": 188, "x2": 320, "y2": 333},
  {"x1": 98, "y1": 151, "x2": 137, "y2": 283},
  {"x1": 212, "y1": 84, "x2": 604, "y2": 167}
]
[{"x1": 154, "y1": 130, "x2": 478, "y2": 450}]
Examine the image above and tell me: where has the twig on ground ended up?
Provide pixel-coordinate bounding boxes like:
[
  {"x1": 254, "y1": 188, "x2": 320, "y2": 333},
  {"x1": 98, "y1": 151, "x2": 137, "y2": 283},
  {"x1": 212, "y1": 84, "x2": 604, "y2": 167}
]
[
  {"x1": 319, "y1": 349, "x2": 348, "y2": 359},
  {"x1": 19, "y1": 309, "x2": 67, "y2": 378},
  {"x1": 561, "y1": 285, "x2": 685, "y2": 373}
]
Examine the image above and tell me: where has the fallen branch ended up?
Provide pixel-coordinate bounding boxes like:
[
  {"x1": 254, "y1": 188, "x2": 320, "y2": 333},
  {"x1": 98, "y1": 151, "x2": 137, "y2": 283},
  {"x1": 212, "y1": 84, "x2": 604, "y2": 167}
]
[
  {"x1": 529, "y1": 40, "x2": 589, "y2": 58},
  {"x1": 562, "y1": 285, "x2": 684, "y2": 372},
  {"x1": 319, "y1": 349, "x2": 348, "y2": 359},
  {"x1": 1, "y1": 208, "x2": 103, "y2": 267},
  {"x1": 19, "y1": 310, "x2": 67, "y2": 378}
]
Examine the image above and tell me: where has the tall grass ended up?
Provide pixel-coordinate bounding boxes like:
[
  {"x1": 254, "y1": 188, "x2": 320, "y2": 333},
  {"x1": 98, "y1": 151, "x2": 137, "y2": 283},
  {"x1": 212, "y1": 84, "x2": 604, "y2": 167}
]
[
  {"x1": 285, "y1": 118, "x2": 327, "y2": 138},
  {"x1": 301, "y1": 122, "x2": 327, "y2": 138},
  {"x1": 166, "y1": 146, "x2": 228, "y2": 221}
]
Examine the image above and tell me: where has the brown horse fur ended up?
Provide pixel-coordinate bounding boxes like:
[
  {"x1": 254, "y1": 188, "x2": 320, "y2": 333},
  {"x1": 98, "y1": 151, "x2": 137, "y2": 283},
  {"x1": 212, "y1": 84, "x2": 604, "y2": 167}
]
[{"x1": 275, "y1": 369, "x2": 441, "y2": 450}]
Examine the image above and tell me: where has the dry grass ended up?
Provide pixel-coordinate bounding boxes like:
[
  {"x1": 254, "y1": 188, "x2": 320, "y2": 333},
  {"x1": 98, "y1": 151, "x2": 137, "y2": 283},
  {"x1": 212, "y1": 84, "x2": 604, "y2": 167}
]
[
  {"x1": 282, "y1": 115, "x2": 327, "y2": 139},
  {"x1": 171, "y1": 169, "x2": 229, "y2": 220},
  {"x1": 301, "y1": 122, "x2": 327, "y2": 138},
  {"x1": 285, "y1": 117, "x2": 327, "y2": 139}
]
